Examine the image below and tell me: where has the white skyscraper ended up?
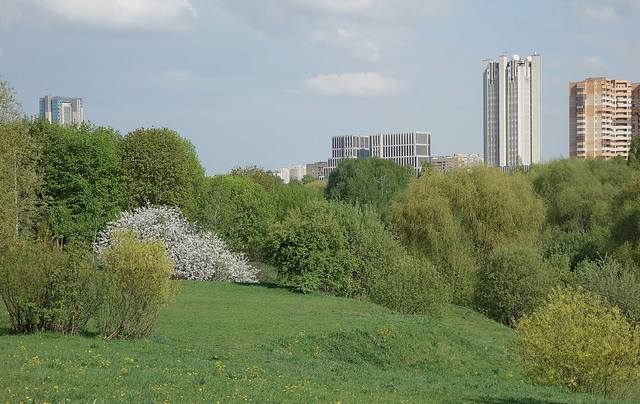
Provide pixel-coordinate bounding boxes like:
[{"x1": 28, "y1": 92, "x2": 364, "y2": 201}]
[{"x1": 483, "y1": 53, "x2": 541, "y2": 168}]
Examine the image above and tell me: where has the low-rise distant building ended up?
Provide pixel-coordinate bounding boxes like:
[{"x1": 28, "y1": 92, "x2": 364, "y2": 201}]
[
  {"x1": 276, "y1": 164, "x2": 307, "y2": 184},
  {"x1": 306, "y1": 161, "x2": 327, "y2": 180},
  {"x1": 430, "y1": 153, "x2": 483, "y2": 172},
  {"x1": 324, "y1": 131, "x2": 431, "y2": 177}
]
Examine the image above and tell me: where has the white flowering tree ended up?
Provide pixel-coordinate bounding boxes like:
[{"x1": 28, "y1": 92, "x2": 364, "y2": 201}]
[{"x1": 94, "y1": 206, "x2": 259, "y2": 283}]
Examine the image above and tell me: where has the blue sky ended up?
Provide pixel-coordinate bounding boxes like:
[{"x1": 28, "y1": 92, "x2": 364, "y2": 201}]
[{"x1": 1, "y1": 0, "x2": 639, "y2": 174}]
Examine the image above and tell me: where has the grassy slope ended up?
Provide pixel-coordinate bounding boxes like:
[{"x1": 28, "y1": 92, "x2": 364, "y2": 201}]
[{"x1": 0, "y1": 282, "x2": 610, "y2": 403}]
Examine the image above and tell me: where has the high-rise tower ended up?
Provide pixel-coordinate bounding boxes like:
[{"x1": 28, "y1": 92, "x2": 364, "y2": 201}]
[
  {"x1": 39, "y1": 95, "x2": 84, "y2": 125},
  {"x1": 483, "y1": 53, "x2": 541, "y2": 168}
]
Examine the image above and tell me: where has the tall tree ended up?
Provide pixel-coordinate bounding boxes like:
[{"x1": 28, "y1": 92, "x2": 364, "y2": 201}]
[
  {"x1": 121, "y1": 128, "x2": 205, "y2": 218},
  {"x1": 325, "y1": 158, "x2": 413, "y2": 215},
  {"x1": 30, "y1": 121, "x2": 127, "y2": 243}
]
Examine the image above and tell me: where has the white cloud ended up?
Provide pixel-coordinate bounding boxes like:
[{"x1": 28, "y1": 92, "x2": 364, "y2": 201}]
[
  {"x1": 582, "y1": 56, "x2": 606, "y2": 71},
  {"x1": 289, "y1": 0, "x2": 374, "y2": 15},
  {"x1": 577, "y1": 3, "x2": 618, "y2": 21},
  {"x1": 302, "y1": 72, "x2": 405, "y2": 97},
  {"x1": 314, "y1": 29, "x2": 381, "y2": 62},
  {"x1": 37, "y1": 0, "x2": 197, "y2": 30}
]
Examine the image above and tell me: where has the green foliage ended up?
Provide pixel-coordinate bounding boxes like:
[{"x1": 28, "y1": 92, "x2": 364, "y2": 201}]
[
  {"x1": 0, "y1": 239, "x2": 99, "y2": 334},
  {"x1": 391, "y1": 166, "x2": 545, "y2": 305},
  {"x1": 476, "y1": 244, "x2": 561, "y2": 326},
  {"x1": 0, "y1": 121, "x2": 42, "y2": 240},
  {"x1": 516, "y1": 287, "x2": 640, "y2": 398},
  {"x1": 610, "y1": 173, "x2": 640, "y2": 264},
  {"x1": 325, "y1": 158, "x2": 413, "y2": 214},
  {"x1": 230, "y1": 165, "x2": 283, "y2": 193},
  {"x1": 0, "y1": 79, "x2": 22, "y2": 123},
  {"x1": 330, "y1": 203, "x2": 450, "y2": 313},
  {"x1": 121, "y1": 128, "x2": 205, "y2": 218},
  {"x1": 271, "y1": 180, "x2": 324, "y2": 221},
  {"x1": 30, "y1": 121, "x2": 126, "y2": 243},
  {"x1": 629, "y1": 136, "x2": 640, "y2": 167},
  {"x1": 97, "y1": 231, "x2": 177, "y2": 340},
  {"x1": 576, "y1": 258, "x2": 640, "y2": 324},
  {"x1": 267, "y1": 200, "x2": 356, "y2": 295},
  {"x1": 197, "y1": 175, "x2": 275, "y2": 258}
]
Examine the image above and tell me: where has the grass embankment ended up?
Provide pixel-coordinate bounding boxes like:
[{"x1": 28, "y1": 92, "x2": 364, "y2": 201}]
[{"x1": 0, "y1": 282, "x2": 611, "y2": 403}]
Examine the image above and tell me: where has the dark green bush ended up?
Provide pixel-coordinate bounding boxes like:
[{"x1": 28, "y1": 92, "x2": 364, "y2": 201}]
[
  {"x1": 576, "y1": 258, "x2": 640, "y2": 325},
  {"x1": 0, "y1": 239, "x2": 100, "y2": 334},
  {"x1": 475, "y1": 244, "x2": 562, "y2": 327},
  {"x1": 267, "y1": 200, "x2": 357, "y2": 295}
]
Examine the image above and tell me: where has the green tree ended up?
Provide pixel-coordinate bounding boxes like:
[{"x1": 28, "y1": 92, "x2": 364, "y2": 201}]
[
  {"x1": 121, "y1": 128, "x2": 205, "y2": 217},
  {"x1": 628, "y1": 136, "x2": 640, "y2": 167},
  {"x1": 0, "y1": 82, "x2": 40, "y2": 240},
  {"x1": 230, "y1": 165, "x2": 283, "y2": 192},
  {"x1": 31, "y1": 121, "x2": 126, "y2": 243},
  {"x1": 390, "y1": 166, "x2": 545, "y2": 304},
  {"x1": 325, "y1": 158, "x2": 413, "y2": 214},
  {"x1": 196, "y1": 175, "x2": 275, "y2": 258},
  {"x1": 610, "y1": 173, "x2": 640, "y2": 264}
]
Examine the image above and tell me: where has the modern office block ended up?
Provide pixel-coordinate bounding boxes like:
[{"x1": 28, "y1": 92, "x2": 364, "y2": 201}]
[
  {"x1": 483, "y1": 53, "x2": 541, "y2": 168},
  {"x1": 430, "y1": 153, "x2": 483, "y2": 172},
  {"x1": 324, "y1": 131, "x2": 431, "y2": 177}
]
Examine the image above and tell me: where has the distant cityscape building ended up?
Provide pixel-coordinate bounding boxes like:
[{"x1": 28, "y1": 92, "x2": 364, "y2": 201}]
[
  {"x1": 430, "y1": 153, "x2": 483, "y2": 172},
  {"x1": 306, "y1": 161, "x2": 327, "y2": 180},
  {"x1": 39, "y1": 96, "x2": 84, "y2": 125},
  {"x1": 483, "y1": 53, "x2": 541, "y2": 168},
  {"x1": 569, "y1": 78, "x2": 633, "y2": 159},
  {"x1": 325, "y1": 132, "x2": 431, "y2": 177},
  {"x1": 276, "y1": 164, "x2": 306, "y2": 184},
  {"x1": 632, "y1": 83, "x2": 640, "y2": 139}
]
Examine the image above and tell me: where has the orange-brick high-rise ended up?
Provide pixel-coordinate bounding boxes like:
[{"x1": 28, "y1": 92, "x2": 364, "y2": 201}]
[
  {"x1": 570, "y1": 78, "x2": 633, "y2": 159},
  {"x1": 632, "y1": 83, "x2": 640, "y2": 139}
]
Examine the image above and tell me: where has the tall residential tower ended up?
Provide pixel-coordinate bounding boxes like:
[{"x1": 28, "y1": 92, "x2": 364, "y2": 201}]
[
  {"x1": 483, "y1": 53, "x2": 541, "y2": 168},
  {"x1": 39, "y1": 96, "x2": 84, "y2": 125},
  {"x1": 569, "y1": 78, "x2": 633, "y2": 159}
]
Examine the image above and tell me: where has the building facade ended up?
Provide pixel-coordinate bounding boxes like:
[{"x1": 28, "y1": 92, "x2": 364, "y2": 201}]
[
  {"x1": 632, "y1": 83, "x2": 640, "y2": 139},
  {"x1": 483, "y1": 53, "x2": 541, "y2": 168},
  {"x1": 324, "y1": 132, "x2": 430, "y2": 177},
  {"x1": 569, "y1": 78, "x2": 633, "y2": 159},
  {"x1": 39, "y1": 96, "x2": 84, "y2": 125},
  {"x1": 276, "y1": 164, "x2": 307, "y2": 184},
  {"x1": 430, "y1": 153, "x2": 483, "y2": 172},
  {"x1": 306, "y1": 161, "x2": 327, "y2": 180}
]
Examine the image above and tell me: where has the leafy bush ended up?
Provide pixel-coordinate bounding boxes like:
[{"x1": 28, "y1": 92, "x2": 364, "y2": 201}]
[
  {"x1": 576, "y1": 258, "x2": 640, "y2": 324},
  {"x1": 516, "y1": 287, "x2": 640, "y2": 398},
  {"x1": 267, "y1": 200, "x2": 356, "y2": 295},
  {"x1": 0, "y1": 239, "x2": 99, "y2": 334},
  {"x1": 475, "y1": 244, "x2": 561, "y2": 326},
  {"x1": 95, "y1": 206, "x2": 258, "y2": 283},
  {"x1": 196, "y1": 175, "x2": 275, "y2": 258},
  {"x1": 330, "y1": 203, "x2": 450, "y2": 312},
  {"x1": 97, "y1": 232, "x2": 176, "y2": 339}
]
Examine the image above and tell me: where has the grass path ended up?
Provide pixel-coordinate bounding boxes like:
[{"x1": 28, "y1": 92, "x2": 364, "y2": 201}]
[{"x1": 0, "y1": 282, "x2": 610, "y2": 403}]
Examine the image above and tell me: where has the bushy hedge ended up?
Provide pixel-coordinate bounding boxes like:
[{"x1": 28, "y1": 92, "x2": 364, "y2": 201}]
[
  {"x1": 0, "y1": 239, "x2": 100, "y2": 334},
  {"x1": 267, "y1": 200, "x2": 450, "y2": 313},
  {"x1": 516, "y1": 288, "x2": 640, "y2": 398}
]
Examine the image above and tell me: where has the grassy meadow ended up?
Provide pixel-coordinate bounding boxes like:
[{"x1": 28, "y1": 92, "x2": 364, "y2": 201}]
[{"x1": 0, "y1": 282, "x2": 615, "y2": 403}]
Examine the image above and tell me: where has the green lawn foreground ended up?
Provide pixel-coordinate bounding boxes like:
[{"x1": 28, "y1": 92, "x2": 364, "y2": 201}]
[{"x1": 0, "y1": 282, "x2": 612, "y2": 403}]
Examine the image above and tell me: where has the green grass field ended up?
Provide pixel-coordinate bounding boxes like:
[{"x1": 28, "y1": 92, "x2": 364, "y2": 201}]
[{"x1": 0, "y1": 282, "x2": 614, "y2": 403}]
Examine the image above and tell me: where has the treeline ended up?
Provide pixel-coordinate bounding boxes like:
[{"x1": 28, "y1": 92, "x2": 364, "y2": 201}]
[{"x1": 3, "y1": 79, "x2": 640, "y2": 397}]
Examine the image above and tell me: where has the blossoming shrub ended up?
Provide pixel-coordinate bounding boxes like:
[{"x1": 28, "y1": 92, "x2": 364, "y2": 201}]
[
  {"x1": 94, "y1": 206, "x2": 258, "y2": 283},
  {"x1": 0, "y1": 239, "x2": 100, "y2": 334},
  {"x1": 97, "y1": 231, "x2": 177, "y2": 340},
  {"x1": 516, "y1": 287, "x2": 640, "y2": 398}
]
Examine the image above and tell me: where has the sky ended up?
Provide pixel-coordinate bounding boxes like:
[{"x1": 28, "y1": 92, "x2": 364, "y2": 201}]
[{"x1": 1, "y1": 0, "x2": 639, "y2": 175}]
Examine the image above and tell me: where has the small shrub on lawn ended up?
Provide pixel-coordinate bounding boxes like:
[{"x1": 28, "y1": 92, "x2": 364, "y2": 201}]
[
  {"x1": 516, "y1": 287, "x2": 640, "y2": 398},
  {"x1": 97, "y1": 231, "x2": 177, "y2": 340},
  {"x1": 0, "y1": 239, "x2": 100, "y2": 334}
]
